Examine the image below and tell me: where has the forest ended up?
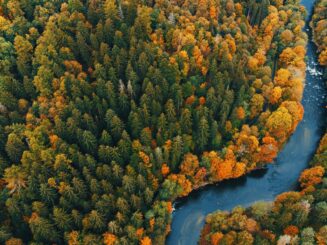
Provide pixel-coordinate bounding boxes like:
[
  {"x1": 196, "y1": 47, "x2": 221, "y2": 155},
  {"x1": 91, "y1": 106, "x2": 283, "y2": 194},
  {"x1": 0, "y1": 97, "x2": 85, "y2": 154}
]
[
  {"x1": 311, "y1": 0, "x2": 327, "y2": 79},
  {"x1": 0, "y1": 0, "x2": 312, "y2": 244},
  {"x1": 199, "y1": 132, "x2": 327, "y2": 245},
  {"x1": 200, "y1": 1, "x2": 327, "y2": 244}
]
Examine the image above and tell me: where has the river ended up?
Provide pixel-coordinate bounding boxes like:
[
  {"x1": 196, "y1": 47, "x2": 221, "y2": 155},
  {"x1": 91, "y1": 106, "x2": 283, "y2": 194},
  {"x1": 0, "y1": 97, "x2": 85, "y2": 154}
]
[{"x1": 166, "y1": 0, "x2": 326, "y2": 244}]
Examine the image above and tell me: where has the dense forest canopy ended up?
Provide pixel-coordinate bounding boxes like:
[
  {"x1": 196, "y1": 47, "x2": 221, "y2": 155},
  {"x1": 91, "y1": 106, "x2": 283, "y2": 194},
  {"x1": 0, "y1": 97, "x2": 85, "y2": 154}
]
[
  {"x1": 200, "y1": 2, "x2": 327, "y2": 244},
  {"x1": 311, "y1": 0, "x2": 327, "y2": 79},
  {"x1": 0, "y1": 0, "x2": 308, "y2": 244}
]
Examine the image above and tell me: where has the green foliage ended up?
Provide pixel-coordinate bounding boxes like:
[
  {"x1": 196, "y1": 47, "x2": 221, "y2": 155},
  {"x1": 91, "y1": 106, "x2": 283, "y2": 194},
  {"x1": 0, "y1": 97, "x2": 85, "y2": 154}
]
[{"x1": 0, "y1": 0, "x2": 308, "y2": 244}]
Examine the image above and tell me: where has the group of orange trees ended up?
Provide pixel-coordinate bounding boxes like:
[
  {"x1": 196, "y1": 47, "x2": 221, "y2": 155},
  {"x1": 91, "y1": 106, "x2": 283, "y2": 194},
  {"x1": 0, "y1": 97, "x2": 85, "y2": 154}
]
[
  {"x1": 200, "y1": 133, "x2": 327, "y2": 245},
  {"x1": 311, "y1": 0, "x2": 327, "y2": 79},
  {"x1": 0, "y1": 0, "x2": 308, "y2": 244},
  {"x1": 200, "y1": 1, "x2": 327, "y2": 244}
]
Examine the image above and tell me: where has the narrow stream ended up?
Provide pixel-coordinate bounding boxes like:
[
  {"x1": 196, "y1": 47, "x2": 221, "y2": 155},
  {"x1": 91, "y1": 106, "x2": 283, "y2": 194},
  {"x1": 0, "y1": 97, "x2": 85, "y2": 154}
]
[{"x1": 166, "y1": 0, "x2": 326, "y2": 244}]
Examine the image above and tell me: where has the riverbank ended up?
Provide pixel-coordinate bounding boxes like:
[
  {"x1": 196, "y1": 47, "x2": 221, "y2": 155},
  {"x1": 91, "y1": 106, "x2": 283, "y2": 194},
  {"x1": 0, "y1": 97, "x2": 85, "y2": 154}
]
[
  {"x1": 310, "y1": 0, "x2": 327, "y2": 70},
  {"x1": 199, "y1": 132, "x2": 327, "y2": 245},
  {"x1": 166, "y1": 0, "x2": 326, "y2": 243}
]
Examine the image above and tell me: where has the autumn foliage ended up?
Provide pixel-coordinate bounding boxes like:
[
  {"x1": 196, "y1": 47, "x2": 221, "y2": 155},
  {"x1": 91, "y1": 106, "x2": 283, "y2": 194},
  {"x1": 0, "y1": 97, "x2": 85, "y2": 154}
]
[
  {"x1": 200, "y1": 133, "x2": 327, "y2": 245},
  {"x1": 283, "y1": 225, "x2": 299, "y2": 236},
  {"x1": 299, "y1": 166, "x2": 325, "y2": 189},
  {"x1": 0, "y1": 0, "x2": 309, "y2": 244},
  {"x1": 140, "y1": 236, "x2": 152, "y2": 245},
  {"x1": 311, "y1": 0, "x2": 327, "y2": 67},
  {"x1": 103, "y1": 233, "x2": 117, "y2": 245}
]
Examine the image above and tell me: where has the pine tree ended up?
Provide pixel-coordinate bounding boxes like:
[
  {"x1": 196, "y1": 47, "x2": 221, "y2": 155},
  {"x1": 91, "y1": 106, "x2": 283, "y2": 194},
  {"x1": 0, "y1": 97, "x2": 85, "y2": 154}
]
[
  {"x1": 5, "y1": 133, "x2": 26, "y2": 163},
  {"x1": 165, "y1": 99, "x2": 176, "y2": 123},
  {"x1": 80, "y1": 130, "x2": 97, "y2": 154},
  {"x1": 53, "y1": 207, "x2": 72, "y2": 231},
  {"x1": 29, "y1": 215, "x2": 59, "y2": 243},
  {"x1": 110, "y1": 116, "x2": 124, "y2": 141},
  {"x1": 197, "y1": 117, "x2": 209, "y2": 151},
  {"x1": 100, "y1": 130, "x2": 112, "y2": 146},
  {"x1": 180, "y1": 109, "x2": 192, "y2": 134},
  {"x1": 83, "y1": 210, "x2": 106, "y2": 232},
  {"x1": 14, "y1": 35, "x2": 33, "y2": 76},
  {"x1": 39, "y1": 184, "x2": 57, "y2": 205},
  {"x1": 3, "y1": 165, "x2": 26, "y2": 194},
  {"x1": 171, "y1": 136, "x2": 183, "y2": 170}
]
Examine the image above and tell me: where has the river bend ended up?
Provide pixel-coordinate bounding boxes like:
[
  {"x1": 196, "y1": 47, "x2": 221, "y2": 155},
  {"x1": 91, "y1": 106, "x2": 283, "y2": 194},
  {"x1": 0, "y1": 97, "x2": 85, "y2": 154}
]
[{"x1": 166, "y1": 0, "x2": 326, "y2": 244}]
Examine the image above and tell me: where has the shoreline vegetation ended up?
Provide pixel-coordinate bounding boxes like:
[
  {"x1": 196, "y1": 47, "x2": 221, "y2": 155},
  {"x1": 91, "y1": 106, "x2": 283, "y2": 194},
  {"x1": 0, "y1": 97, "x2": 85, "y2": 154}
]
[
  {"x1": 0, "y1": 0, "x2": 309, "y2": 244},
  {"x1": 199, "y1": 0, "x2": 327, "y2": 244},
  {"x1": 199, "y1": 133, "x2": 327, "y2": 245},
  {"x1": 311, "y1": 0, "x2": 327, "y2": 79},
  {"x1": 161, "y1": 0, "x2": 308, "y2": 202}
]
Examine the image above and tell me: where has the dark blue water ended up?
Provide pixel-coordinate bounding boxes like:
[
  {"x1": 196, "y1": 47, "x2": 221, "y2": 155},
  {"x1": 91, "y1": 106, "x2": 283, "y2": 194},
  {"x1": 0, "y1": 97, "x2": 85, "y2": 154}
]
[{"x1": 166, "y1": 1, "x2": 326, "y2": 244}]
